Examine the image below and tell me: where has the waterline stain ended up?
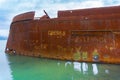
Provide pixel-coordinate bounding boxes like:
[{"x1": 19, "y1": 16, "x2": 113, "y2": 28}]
[{"x1": 0, "y1": 40, "x2": 120, "y2": 80}]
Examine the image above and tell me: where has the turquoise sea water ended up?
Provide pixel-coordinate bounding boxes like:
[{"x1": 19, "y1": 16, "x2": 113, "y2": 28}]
[{"x1": 0, "y1": 40, "x2": 120, "y2": 80}]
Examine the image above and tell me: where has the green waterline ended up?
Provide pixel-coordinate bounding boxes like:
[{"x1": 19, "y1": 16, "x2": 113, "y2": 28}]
[{"x1": 7, "y1": 54, "x2": 120, "y2": 80}]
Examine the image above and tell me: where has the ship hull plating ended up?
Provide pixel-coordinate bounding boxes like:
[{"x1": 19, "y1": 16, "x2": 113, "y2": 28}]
[{"x1": 5, "y1": 6, "x2": 120, "y2": 64}]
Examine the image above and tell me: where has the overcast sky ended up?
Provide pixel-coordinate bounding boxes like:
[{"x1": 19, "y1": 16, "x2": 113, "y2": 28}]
[{"x1": 0, "y1": 0, "x2": 120, "y2": 37}]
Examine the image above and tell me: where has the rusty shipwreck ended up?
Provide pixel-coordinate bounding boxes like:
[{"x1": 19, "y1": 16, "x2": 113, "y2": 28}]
[{"x1": 5, "y1": 6, "x2": 120, "y2": 64}]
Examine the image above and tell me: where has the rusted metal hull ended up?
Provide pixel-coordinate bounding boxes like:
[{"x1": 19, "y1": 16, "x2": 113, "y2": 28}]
[{"x1": 5, "y1": 6, "x2": 120, "y2": 64}]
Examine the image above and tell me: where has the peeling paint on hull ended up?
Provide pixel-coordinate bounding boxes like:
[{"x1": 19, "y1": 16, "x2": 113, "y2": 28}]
[{"x1": 5, "y1": 6, "x2": 120, "y2": 64}]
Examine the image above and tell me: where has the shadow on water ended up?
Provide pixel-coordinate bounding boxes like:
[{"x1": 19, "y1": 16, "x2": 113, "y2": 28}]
[
  {"x1": 0, "y1": 40, "x2": 120, "y2": 80},
  {"x1": 7, "y1": 54, "x2": 120, "y2": 80}
]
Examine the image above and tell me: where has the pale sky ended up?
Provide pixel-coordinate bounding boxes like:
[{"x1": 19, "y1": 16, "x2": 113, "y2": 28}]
[{"x1": 0, "y1": 0, "x2": 120, "y2": 37}]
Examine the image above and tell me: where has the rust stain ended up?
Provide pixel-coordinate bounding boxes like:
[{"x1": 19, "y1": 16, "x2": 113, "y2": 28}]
[{"x1": 5, "y1": 6, "x2": 120, "y2": 64}]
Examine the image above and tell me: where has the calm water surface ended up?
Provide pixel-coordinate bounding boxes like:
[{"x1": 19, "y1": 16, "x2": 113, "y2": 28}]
[{"x1": 0, "y1": 40, "x2": 120, "y2": 80}]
